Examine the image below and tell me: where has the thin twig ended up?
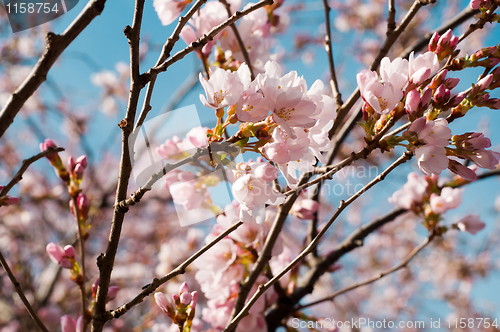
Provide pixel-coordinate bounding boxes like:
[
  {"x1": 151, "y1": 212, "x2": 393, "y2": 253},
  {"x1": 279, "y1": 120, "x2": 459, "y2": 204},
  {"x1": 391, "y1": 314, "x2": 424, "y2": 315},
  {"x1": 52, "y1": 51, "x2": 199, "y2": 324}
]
[
  {"x1": 0, "y1": 0, "x2": 108, "y2": 138},
  {"x1": 0, "y1": 250, "x2": 49, "y2": 332},
  {"x1": 220, "y1": 0, "x2": 256, "y2": 80},
  {"x1": 297, "y1": 232, "x2": 434, "y2": 310},
  {"x1": 107, "y1": 221, "x2": 244, "y2": 320},
  {"x1": 1, "y1": 147, "x2": 64, "y2": 197},
  {"x1": 322, "y1": 0, "x2": 342, "y2": 108},
  {"x1": 71, "y1": 195, "x2": 88, "y2": 330},
  {"x1": 134, "y1": 0, "x2": 208, "y2": 131},
  {"x1": 224, "y1": 152, "x2": 414, "y2": 331}
]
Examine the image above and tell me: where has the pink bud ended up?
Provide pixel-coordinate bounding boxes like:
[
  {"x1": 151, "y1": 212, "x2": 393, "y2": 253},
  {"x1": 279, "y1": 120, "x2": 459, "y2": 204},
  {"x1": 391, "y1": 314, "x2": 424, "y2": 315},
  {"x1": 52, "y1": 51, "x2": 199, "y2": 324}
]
[
  {"x1": 405, "y1": 89, "x2": 421, "y2": 114},
  {"x1": 155, "y1": 292, "x2": 175, "y2": 318},
  {"x1": 180, "y1": 292, "x2": 192, "y2": 305},
  {"x1": 172, "y1": 293, "x2": 180, "y2": 306},
  {"x1": 420, "y1": 88, "x2": 433, "y2": 108},
  {"x1": 434, "y1": 85, "x2": 448, "y2": 103},
  {"x1": 0, "y1": 195, "x2": 20, "y2": 206},
  {"x1": 447, "y1": 91, "x2": 466, "y2": 107},
  {"x1": 92, "y1": 278, "x2": 99, "y2": 298},
  {"x1": 76, "y1": 155, "x2": 87, "y2": 169},
  {"x1": 449, "y1": 35, "x2": 459, "y2": 49},
  {"x1": 64, "y1": 245, "x2": 76, "y2": 258},
  {"x1": 107, "y1": 286, "x2": 120, "y2": 301},
  {"x1": 410, "y1": 67, "x2": 431, "y2": 86},
  {"x1": 409, "y1": 117, "x2": 426, "y2": 133},
  {"x1": 428, "y1": 32, "x2": 439, "y2": 52},
  {"x1": 457, "y1": 214, "x2": 485, "y2": 234},
  {"x1": 68, "y1": 156, "x2": 76, "y2": 171},
  {"x1": 470, "y1": 0, "x2": 482, "y2": 9},
  {"x1": 448, "y1": 160, "x2": 478, "y2": 182},
  {"x1": 46, "y1": 243, "x2": 64, "y2": 264},
  {"x1": 77, "y1": 193, "x2": 90, "y2": 219},
  {"x1": 191, "y1": 291, "x2": 198, "y2": 307},
  {"x1": 40, "y1": 139, "x2": 57, "y2": 151},
  {"x1": 477, "y1": 74, "x2": 493, "y2": 91},
  {"x1": 60, "y1": 316, "x2": 76, "y2": 332},
  {"x1": 439, "y1": 29, "x2": 452, "y2": 46},
  {"x1": 74, "y1": 164, "x2": 84, "y2": 179},
  {"x1": 429, "y1": 70, "x2": 447, "y2": 89},
  {"x1": 443, "y1": 78, "x2": 460, "y2": 90},
  {"x1": 179, "y1": 282, "x2": 190, "y2": 295}
]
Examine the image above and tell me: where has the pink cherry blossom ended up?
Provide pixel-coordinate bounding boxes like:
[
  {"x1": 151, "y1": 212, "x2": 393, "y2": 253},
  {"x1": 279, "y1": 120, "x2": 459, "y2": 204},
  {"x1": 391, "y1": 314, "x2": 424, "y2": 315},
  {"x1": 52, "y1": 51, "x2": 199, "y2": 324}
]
[
  {"x1": 357, "y1": 69, "x2": 403, "y2": 114},
  {"x1": 199, "y1": 65, "x2": 250, "y2": 109},
  {"x1": 408, "y1": 51, "x2": 439, "y2": 78},
  {"x1": 291, "y1": 198, "x2": 319, "y2": 220},
  {"x1": 457, "y1": 214, "x2": 485, "y2": 234},
  {"x1": 429, "y1": 187, "x2": 462, "y2": 213},
  {"x1": 415, "y1": 144, "x2": 449, "y2": 176},
  {"x1": 469, "y1": 149, "x2": 500, "y2": 170},
  {"x1": 416, "y1": 118, "x2": 452, "y2": 147},
  {"x1": 379, "y1": 56, "x2": 409, "y2": 90},
  {"x1": 153, "y1": 0, "x2": 191, "y2": 26},
  {"x1": 388, "y1": 172, "x2": 428, "y2": 209}
]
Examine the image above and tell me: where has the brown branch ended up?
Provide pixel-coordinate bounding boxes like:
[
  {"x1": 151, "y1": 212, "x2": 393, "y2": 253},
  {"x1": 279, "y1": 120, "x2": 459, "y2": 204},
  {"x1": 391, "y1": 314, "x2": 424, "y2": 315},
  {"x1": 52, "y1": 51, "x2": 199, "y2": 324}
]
[
  {"x1": 297, "y1": 232, "x2": 435, "y2": 310},
  {"x1": 143, "y1": 0, "x2": 273, "y2": 80},
  {"x1": 220, "y1": 0, "x2": 256, "y2": 80},
  {"x1": 0, "y1": 0, "x2": 108, "y2": 138},
  {"x1": 91, "y1": 1, "x2": 145, "y2": 331},
  {"x1": 0, "y1": 250, "x2": 49, "y2": 332},
  {"x1": 0, "y1": 147, "x2": 64, "y2": 197},
  {"x1": 387, "y1": 0, "x2": 396, "y2": 33},
  {"x1": 107, "y1": 221, "x2": 244, "y2": 320},
  {"x1": 134, "y1": 0, "x2": 208, "y2": 131},
  {"x1": 225, "y1": 152, "x2": 414, "y2": 331},
  {"x1": 322, "y1": 0, "x2": 342, "y2": 108}
]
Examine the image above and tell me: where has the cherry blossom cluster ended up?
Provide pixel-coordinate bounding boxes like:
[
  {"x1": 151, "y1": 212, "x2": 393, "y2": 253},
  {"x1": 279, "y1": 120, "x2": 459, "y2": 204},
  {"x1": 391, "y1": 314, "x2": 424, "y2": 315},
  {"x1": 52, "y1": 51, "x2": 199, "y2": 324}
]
[
  {"x1": 155, "y1": 282, "x2": 198, "y2": 331},
  {"x1": 192, "y1": 202, "x2": 292, "y2": 332},
  {"x1": 154, "y1": 0, "x2": 288, "y2": 72},
  {"x1": 200, "y1": 60, "x2": 334, "y2": 186},
  {"x1": 389, "y1": 172, "x2": 485, "y2": 234}
]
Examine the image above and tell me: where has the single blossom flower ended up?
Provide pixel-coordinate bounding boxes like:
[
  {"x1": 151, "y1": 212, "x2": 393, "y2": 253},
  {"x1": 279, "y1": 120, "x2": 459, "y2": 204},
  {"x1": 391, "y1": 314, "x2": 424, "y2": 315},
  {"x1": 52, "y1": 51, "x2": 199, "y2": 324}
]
[
  {"x1": 457, "y1": 214, "x2": 485, "y2": 234},
  {"x1": 415, "y1": 144, "x2": 449, "y2": 176}
]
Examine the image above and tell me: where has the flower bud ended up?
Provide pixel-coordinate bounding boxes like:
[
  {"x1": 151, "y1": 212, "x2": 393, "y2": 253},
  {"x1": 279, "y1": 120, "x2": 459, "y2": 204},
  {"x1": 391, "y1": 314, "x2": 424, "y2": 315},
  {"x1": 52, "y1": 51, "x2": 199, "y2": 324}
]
[
  {"x1": 64, "y1": 245, "x2": 76, "y2": 258},
  {"x1": 172, "y1": 294, "x2": 180, "y2": 306},
  {"x1": 405, "y1": 89, "x2": 420, "y2": 114},
  {"x1": 428, "y1": 32, "x2": 439, "y2": 52},
  {"x1": 429, "y1": 70, "x2": 447, "y2": 89},
  {"x1": 179, "y1": 282, "x2": 190, "y2": 295},
  {"x1": 155, "y1": 292, "x2": 175, "y2": 318},
  {"x1": 68, "y1": 156, "x2": 76, "y2": 171},
  {"x1": 443, "y1": 77, "x2": 460, "y2": 90},
  {"x1": 76, "y1": 155, "x2": 87, "y2": 169},
  {"x1": 409, "y1": 67, "x2": 431, "y2": 86},
  {"x1": 180, "y1": 292, "x2": 192, "y2": 305},
  {"x1": 107, "y1": 286, "x2": 120, "y2": 302}
]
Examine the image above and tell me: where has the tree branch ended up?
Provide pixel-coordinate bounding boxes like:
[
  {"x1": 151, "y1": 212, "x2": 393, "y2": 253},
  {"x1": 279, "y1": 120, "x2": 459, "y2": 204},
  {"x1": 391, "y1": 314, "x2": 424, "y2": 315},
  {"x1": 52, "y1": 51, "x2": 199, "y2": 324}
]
[
  {"x1": 91, "y1": 1, "x2": 145, "y2": 331},
  {"x1": 322, "y1": 0, "x2": 342, "y2": 107},
  {"x1": 0, "y1": 250, "x2": 49, "y2": 332},
  {"x1": 0, "y1": 147, "x2": 64, "y2": 197},
  {"x1": 297, "y1": 232, "x2": 435, "y2": 310},
  {"x1": 0, "y1": 0, "x2": 108, "y2": 138}
]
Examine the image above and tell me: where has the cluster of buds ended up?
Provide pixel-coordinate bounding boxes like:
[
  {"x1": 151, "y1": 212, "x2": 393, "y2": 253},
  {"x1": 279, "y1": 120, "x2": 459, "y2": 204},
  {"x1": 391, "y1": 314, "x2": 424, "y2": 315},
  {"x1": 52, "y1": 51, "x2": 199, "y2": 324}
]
[
  {"x1": 46, "y1": 243, "x2": 82, "y2": 284},
  {"x1": 450, "y1": 132, "x2": 500, "y2": 170},
  {"x1": 154, "y1": 282, "x2": 198, "y2": 331},
  {"x1": 40, "y1": 139, "x2": 69, "y2": 182},
  {"x1": 468, "y1": 45, "x2": 500, "y2": 68},
  {"x1": 451, "y1": 73, "x2": 500, "y2": 119},
  {"x1": 0, "y1": 186, "x2": 20, "y2": 207},
  {"x1": 91, "y1": 278, "x2": 120, "y2": 303},
  {"x1": 428, "y1": 29, "x2": 459, "y2": 61},
  {"x1": 67, "y1": 155, "x2": 88, "y2": 197},
  {"x1": 69, "y1": 193, "x2": 90, "y2": 239}
]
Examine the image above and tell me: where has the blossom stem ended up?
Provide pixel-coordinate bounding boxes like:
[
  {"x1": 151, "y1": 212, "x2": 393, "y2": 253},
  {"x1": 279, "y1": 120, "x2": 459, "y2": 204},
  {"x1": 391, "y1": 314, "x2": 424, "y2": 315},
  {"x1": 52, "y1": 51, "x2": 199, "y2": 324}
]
[{"x1": 72, "y1": 195, "x2": 88, "y2": 331}]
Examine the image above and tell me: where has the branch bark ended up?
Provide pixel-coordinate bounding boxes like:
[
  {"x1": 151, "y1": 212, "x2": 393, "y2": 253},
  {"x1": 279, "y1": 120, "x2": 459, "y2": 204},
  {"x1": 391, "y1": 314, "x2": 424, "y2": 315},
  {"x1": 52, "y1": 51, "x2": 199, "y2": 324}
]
[{"x1": 0, "y1": 0, "x2": 108, "y2": 138}]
